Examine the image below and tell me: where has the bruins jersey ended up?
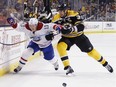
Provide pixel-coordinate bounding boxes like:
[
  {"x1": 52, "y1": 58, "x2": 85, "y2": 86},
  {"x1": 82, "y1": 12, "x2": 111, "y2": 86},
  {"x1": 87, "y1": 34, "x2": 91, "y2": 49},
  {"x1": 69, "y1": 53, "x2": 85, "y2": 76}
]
[{"x1": 52, "y1": 10, "x2": 83, "y2": 38}]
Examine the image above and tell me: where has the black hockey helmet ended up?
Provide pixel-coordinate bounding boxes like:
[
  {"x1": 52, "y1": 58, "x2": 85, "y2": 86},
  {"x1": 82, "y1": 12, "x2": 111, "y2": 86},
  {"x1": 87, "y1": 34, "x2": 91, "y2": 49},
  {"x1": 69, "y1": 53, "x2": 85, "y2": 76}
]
[{"x1": 57, "y1": 3, "x2": 68, "y2": 11}]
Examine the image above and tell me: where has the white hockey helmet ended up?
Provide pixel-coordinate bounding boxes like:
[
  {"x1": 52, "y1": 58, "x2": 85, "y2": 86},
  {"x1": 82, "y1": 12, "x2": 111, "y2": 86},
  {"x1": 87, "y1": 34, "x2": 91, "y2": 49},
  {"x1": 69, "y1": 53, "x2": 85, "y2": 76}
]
[{"x1": 28, "y1": 18, "x2": 38, "y2": 25}]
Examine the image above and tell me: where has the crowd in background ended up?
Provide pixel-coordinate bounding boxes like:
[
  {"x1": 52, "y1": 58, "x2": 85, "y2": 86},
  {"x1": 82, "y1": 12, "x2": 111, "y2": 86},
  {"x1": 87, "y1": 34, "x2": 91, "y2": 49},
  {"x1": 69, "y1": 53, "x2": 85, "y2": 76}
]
[
  {"x1": 76, "y1": 0, "x2": 116, "y2": 21},
  {"x1": 0, "y1": 0, "x2": 24, "y2": 25},
  {"x1": 22, "y1": 0, "x2": 116, "y2": 21},
  {"x1": 0, "y1": 0, "x2": 115, "y2": 26}
]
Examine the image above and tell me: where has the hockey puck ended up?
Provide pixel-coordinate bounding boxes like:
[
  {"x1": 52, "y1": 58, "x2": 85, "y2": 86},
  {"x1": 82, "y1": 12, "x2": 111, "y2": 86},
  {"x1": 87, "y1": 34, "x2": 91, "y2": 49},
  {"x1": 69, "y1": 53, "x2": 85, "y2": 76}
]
[{"x1": 62, "y1": 83, "x2": 67, "y2": 87}]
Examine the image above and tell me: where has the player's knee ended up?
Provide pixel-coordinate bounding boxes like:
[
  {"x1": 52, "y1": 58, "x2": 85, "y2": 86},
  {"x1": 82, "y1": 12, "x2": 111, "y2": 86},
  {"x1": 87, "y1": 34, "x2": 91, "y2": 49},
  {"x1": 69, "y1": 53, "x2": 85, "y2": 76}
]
[
  {"x1": 57, "y1": 42, "x2": 67, "y2": 51},
  {"x1": 57, "y1": 42, "x2": 68, "y2": 57},
  {"x1": 22, "y1": 48, "x2": 34, "y2": 58},
  {"x1": 82, "y1": 46, "x2": 93, "y2": 53},
  {"x1": 44, "y1": 54, "x2": 54, "y2": 60}
]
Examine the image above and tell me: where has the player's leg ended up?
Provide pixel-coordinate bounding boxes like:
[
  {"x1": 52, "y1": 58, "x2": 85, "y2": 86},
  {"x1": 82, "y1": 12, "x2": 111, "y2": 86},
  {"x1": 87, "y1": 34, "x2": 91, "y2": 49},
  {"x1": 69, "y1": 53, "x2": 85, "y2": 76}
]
[
  {"x1": 87, "y1": 49, "x2": 113, "y2": 73},
  {"x1": 14, "y1": 41, "x2": 40, "y2": 73},
  {"x1": 42, "y1": 44, "x2": 59, "y2": 70},
  {"x1": 57, "y1": 37, "x2": 74, "y2": 75},
  {"x1": 75, "y1": 34, "x2": 113, "y2": 73}
]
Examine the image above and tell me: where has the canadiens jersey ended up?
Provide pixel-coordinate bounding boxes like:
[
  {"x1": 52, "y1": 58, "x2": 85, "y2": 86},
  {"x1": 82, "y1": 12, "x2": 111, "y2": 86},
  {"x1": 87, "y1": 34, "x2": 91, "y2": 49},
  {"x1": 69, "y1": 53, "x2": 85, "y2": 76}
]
[
  {"x1": 52, "y1": 10, "x2": 84, "y2": 38},
  {"x1": 12, "y1": 21, "x2": 58, "y2": 48}
]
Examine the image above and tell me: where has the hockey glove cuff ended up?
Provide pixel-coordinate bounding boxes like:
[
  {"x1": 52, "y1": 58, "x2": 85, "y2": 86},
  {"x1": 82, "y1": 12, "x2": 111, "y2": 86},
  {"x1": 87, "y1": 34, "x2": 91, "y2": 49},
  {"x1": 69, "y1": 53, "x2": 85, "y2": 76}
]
[{"x1": 45, "y1": 33, "x2": 54, "y2": 41}]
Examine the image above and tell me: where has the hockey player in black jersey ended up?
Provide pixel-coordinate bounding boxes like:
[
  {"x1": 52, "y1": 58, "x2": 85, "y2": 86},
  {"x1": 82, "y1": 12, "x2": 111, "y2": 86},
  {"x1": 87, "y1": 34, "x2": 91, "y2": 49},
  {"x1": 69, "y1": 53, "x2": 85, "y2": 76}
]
[{"x1": 52, "y1": 3, "x2": 113, "y2": 75}]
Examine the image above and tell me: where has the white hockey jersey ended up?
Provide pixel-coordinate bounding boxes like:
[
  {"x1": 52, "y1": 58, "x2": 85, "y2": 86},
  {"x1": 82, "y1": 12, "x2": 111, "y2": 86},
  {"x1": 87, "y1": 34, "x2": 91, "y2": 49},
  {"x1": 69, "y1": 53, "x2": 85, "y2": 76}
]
[{"x1": 12, "y1": 21, "x2": 60, "y2": 48}]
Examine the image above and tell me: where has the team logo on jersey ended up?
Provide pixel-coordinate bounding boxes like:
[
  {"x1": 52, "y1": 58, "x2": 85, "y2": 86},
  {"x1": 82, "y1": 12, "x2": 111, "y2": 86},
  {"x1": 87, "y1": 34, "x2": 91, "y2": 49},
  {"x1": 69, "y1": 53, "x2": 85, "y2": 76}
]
[{"x1": 44, "y1": 25, "x2": 49, "y2": 29}]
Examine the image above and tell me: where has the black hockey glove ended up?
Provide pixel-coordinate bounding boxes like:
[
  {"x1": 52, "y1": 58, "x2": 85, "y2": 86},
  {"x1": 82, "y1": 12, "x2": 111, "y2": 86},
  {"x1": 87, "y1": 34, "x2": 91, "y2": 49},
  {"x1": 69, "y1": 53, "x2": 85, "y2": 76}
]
[
  {"x1": 45, "y1": 33, "x2": 54, "y2": 41},
  {"x1": 61, "y1": 23, "x2": 72, "y2": 34},
  {"x1": 74, "y1": 24, "x2": 85, "y2": 33}
]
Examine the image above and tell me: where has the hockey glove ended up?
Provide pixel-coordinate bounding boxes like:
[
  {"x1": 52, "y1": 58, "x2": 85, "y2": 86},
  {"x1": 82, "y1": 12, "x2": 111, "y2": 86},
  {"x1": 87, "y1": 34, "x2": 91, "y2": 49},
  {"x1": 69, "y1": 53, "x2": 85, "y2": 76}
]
[
  {"x1": 7, "y1": 17, "x2": 15, "y2": 26},
  {"x1": 45, "y1": 33, "x2": 54, "y2": 41},
  {"x1": 61, "y1": 23, "x2": 72, "y2": 34}
]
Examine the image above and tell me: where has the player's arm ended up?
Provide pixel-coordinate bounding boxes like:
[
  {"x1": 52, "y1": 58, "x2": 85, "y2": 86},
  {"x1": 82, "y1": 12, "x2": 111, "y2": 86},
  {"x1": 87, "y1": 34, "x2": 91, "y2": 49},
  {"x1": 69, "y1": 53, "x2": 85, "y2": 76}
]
[
  {"x1": 60, "y1": 22, "x2": 84, "y2": 35},
  {"x1": 73, "y1": 15, "x2": 85, "y2": 33},
  {"x1": 68, "y1": 14, "x2": 85, "y2": 34},
  {"x1": 45, "y1": 23, "x2": 62, "y2": 40},
  {"x1": 7, "y1": 17, "x2": 26, "y2": 32}
]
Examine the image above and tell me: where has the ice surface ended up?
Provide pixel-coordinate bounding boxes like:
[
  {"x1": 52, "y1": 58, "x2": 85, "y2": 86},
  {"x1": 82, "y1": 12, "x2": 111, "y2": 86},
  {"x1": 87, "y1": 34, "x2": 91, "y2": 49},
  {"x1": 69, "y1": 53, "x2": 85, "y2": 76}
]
[{"x1": 0, "y1": 33, "x2": 116, "y2": 87}]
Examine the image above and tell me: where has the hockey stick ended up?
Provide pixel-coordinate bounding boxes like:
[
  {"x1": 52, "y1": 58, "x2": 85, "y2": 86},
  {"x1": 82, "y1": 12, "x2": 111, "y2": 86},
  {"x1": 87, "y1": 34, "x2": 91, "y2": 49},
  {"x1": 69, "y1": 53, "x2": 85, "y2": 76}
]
[
  {"x1": 83, "y1": 15, "x2": 94, "y2": 21},
  {"x1": 0, "y1": 32, "x2": 59, "y2": 46},
  {"x1": 33, "y1": 0, "x2": 37, "y2": 6},
  {"x1": 0, "y1": 39, "x2": 27, "y2": 46}
]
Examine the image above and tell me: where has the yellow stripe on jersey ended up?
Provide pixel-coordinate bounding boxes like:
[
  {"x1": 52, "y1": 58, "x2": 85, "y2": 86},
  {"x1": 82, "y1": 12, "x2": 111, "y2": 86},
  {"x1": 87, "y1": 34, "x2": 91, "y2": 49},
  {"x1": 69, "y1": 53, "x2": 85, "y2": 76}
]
[
  {"x1": 52, "y1": 10, "x2": 79, "y2": 23},
  {"x1": 66, "y1": 10, "x2": 79, "y2": 17}
]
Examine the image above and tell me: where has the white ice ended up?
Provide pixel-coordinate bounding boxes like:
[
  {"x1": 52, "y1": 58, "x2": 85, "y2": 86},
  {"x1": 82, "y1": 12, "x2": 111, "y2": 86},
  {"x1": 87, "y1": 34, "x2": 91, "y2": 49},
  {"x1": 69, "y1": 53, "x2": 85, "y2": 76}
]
[{"x1": 0, "y1": 33, "x2": 116, "y2": 87}]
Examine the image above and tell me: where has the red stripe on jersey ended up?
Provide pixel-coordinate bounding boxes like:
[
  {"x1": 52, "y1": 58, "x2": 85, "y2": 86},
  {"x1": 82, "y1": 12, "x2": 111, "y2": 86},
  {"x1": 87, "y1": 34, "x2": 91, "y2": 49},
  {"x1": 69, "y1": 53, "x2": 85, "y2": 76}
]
[
  {"x1": 21, "y1": 57, "x2": 27, "y2": 62},
  {"x1": 12, "y1": 23, "x2": 17, "y2": 28},
  {"x1": 53, "y1": 24, "x2": 62, "y2": 30},
  {"x1": 25, "y1": 23, "x2": 31, "y2": 31},
  {"x1": 36, "y1": 22, "x2": 43, "y2": 30},
  {"x1": 25, "y1": 22, "x2": 43, "y2": 31},
  {"x1": 53, "y1": 25, "x2": 57, "y2": 29}
]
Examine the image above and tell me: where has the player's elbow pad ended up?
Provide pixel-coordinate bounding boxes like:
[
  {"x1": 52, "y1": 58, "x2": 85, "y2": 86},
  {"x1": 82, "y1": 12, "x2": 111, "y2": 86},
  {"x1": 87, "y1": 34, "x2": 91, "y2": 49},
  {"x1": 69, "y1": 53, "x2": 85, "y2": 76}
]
[{"x1": 74, "y1": 24, "x2": 85, "y2": 32}]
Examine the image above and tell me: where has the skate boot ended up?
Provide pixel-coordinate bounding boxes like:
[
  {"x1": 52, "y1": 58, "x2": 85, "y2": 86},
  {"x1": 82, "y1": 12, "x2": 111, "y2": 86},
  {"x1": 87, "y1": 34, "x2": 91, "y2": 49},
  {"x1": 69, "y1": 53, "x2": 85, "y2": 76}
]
[
  {"x1": 103, "y1": 62, "x2": 113, "y2": 73},
  {"x1": 14, "y1": 66, "x2": 22, "y2": 73},
  {"x1": 64, "y1": 66, "x2": 74, "y2": 75},
  {"x1": 53, "y1": 61, "x2": 59, "y2": 70}
]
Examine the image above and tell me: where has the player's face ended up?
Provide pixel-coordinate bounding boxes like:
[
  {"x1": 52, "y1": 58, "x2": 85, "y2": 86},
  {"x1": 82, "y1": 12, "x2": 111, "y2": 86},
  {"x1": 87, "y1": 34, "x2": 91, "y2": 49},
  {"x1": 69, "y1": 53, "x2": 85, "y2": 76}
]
[
  {"x1": 59, "y1": 10, "x2": 66, "y2": 17},
  {"x1": 29, "y1": 25, "x2": 37, "y2": 31}
]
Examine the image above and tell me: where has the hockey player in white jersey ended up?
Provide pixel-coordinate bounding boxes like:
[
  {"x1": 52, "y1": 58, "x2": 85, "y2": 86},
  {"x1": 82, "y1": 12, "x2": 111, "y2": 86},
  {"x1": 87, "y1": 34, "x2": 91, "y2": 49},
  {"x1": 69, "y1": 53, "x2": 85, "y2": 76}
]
[{"x1": 7, "y1": 17, "x2": 61, "y2": 73}]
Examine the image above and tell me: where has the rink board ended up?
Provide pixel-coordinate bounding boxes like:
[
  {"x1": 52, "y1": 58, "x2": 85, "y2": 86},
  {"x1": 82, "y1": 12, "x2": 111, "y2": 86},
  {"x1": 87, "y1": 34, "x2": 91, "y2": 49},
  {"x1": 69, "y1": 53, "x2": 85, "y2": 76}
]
[{"x1": 0, "y1": 27, "x2": 27, "y2": 76}]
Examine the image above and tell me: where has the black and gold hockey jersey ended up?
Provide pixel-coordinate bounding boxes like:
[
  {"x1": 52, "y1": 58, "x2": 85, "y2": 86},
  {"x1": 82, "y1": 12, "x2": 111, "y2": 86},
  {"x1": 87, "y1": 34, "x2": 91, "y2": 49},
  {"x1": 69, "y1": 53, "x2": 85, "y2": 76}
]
[{"x1": 52, "y1": 10, "x2": 84, "y2": 38}]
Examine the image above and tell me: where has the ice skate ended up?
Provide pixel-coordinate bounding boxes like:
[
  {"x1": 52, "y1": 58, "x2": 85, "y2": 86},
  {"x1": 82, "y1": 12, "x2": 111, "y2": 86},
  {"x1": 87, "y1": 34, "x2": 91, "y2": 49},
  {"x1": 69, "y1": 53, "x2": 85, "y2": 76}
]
[
  {"x1": 64, "y1": 66, "x2": 74, "y2": 76},
  {"x1": 53, "y1": 61, "x2": 59, "y2": 70},
  {"x1": 14, "y1": 66, "x2": 22, "y2": 73},
  {"x1": 103, "y1": 62, "x2": 113, "y2": 73}
]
